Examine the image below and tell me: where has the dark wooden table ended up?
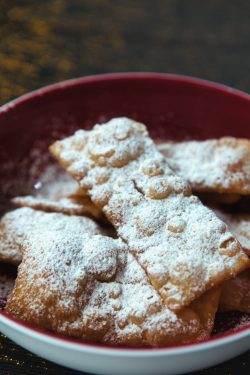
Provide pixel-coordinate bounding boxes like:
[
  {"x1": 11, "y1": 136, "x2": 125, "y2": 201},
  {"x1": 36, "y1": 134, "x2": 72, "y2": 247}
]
[{"x1": 1, "y1": 1, "x2": 250, "y2": 374}]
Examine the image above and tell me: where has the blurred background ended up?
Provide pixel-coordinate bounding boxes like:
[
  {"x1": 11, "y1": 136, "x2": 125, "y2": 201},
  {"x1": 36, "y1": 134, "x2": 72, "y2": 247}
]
[{"x1": 1, "y1": 0, "x2": 250, "y2": 105}]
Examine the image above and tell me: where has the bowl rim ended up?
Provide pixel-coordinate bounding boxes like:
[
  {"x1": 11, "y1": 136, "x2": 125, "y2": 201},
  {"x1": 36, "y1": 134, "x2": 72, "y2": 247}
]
[
  {"x1": 0, "y1": 72, "x2": 250, "y2": 354},
  {"x1": 1, "y1": 72, "x2": 250, "y2": 115},
  {"x1": 0, "y1": 311, "x2": 250, "y2": 356}
]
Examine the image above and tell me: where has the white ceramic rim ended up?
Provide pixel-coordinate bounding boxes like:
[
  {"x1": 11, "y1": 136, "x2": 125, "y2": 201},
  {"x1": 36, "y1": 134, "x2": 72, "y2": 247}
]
[{"x1": 1, "y1": 311, "x2": 250, "y2": 356}]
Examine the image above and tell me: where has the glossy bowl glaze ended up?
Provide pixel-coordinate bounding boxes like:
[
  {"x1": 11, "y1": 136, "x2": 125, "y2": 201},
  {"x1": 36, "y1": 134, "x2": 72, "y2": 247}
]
[{"x1": 0, "y1": 73, "x2": 250, "y2": 375}]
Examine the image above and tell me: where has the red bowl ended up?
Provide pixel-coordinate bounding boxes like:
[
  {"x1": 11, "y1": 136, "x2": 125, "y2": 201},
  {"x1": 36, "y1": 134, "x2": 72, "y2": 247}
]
[{"x1": 0, "y1": 73, "x2": 250, "y2": 349}]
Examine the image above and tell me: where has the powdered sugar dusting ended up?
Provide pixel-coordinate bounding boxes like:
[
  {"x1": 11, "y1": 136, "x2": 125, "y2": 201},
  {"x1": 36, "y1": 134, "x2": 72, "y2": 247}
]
[
  {"x1": 0, "y1": 207, "x2": 102, "y2": 265},
  {"x1": 12, "y1": 193, "x2": 103, "y2": 220},
  {"x1": 50, "y1": 117, "x2": 249, "y2": 311},
  {"x1": 158, "y1": 138, "x2": 250, "y2": 194},
  {"x1": 212, "y1": 207, "x2": 250, "y2": 256},
  {"x1": 213, "y1": 311, "x2": 250, "y2": 336},
  {"x1": 6, "y1": 227, "x2": 217, "y2": 346},
  {"x1": 32, "y1": 164, "x2": 78, "y2": 200},
  {"x1": 235, "y1": 314, "x2": 250, "y2": 329}
]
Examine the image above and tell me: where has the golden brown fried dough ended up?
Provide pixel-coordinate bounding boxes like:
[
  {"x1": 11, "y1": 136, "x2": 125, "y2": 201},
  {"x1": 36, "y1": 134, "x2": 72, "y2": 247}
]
[
  {"x1": 0, "y1": 207, "x2": 102, "y2": 265},
  {"x1": 12, "y1": 189, "x2": 103, "y2": 220},
  {"x1": 212, "y1": 208, "x2": 250, "y2": 256},
  {"x1": 50, "y1": 117, "x2": 249, "y2": 311},
  {"x1": 6, "y1": 228, "x2": 220, "y2": 347},
  {"x1": 219, "y1": 269, "x2": 250, "y2": 313},
  {"x1": 158, "y1": 138, "x2": 250, "y2": 195}
]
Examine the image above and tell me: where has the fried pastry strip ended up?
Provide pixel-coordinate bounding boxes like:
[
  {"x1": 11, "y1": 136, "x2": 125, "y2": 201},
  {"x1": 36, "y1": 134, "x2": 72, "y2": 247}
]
[
  {"x1": 12, "y1": 188, "x2": 103, "y2": 220},
  {"x1": 0, "y1": 207, "x2": 102, "y2": 265},
  {"x1": 6, "y1": 228, "x2": 221, "y2": 346},
  {"x1": 158, "y1": 138, "x2": 250, "y2": 195},
  {"x1": 212, "y1": 208, "x2": 250, "y2": 256},
  {"x1": 50, "y1": 117, "x2": 249, "y2": 311},
  {"x1": 209, "y1": 207, "x2": 250, "y2": 313},
  {"x1": 219, "y1": 269, "x2": 250, "y2": 313}
]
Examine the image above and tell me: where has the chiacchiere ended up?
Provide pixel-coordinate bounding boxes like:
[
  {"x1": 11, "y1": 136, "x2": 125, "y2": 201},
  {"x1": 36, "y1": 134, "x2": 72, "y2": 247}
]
[
  {"x1": 4, "y1": 207, "x2": 220, "y2": 347},
  {"x1": 0, "y1": 207, "x2": 102, "y2": 265},
  {"x1": 158, "y1": 138, "x2": 250, "y2": 195},
  {"x1": 12, "y1": 188, "x2": 103, "y2": 220},
  {"x1": 50, "y1": 117, "x2": 249, "y2": 311},
  {"x1": 2, "y1": 117, "x2": 249, "y2": 348}
]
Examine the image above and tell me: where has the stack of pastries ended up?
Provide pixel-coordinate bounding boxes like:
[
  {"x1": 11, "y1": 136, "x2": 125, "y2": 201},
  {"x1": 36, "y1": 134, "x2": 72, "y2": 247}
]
[{"x1": 1, "y1": 118, "x2": 249, "y2": 347}]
